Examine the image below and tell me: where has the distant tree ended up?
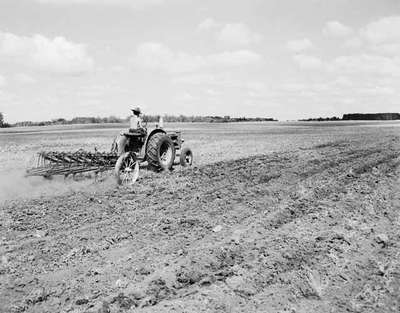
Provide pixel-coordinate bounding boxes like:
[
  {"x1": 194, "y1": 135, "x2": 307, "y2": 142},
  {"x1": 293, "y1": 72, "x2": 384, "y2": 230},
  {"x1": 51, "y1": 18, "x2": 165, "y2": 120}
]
[{"x1": 0, "y1": 112, "x2": 10, "y2": 127}]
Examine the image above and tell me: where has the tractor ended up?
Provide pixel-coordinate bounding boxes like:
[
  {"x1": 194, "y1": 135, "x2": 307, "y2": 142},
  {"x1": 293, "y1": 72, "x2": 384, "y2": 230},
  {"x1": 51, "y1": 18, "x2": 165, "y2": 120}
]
[
  {"x1": 26, "y1": 123, "x2": 193, "y2": 185},
  {"x1": 112, "y1": 124, "x2": 193, "y2": 184}
]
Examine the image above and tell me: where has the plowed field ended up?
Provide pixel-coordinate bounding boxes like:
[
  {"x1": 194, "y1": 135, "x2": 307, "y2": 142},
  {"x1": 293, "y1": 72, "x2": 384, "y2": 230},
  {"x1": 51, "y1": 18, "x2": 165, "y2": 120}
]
[{"x1": 1, "y1": 122, "x2": 400, "y2": 313}]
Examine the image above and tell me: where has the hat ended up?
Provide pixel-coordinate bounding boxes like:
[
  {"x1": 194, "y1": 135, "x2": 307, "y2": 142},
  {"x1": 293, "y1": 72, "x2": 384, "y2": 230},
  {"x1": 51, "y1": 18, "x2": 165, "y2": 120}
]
[{"x1": 131, "y1": 107, "x2": 141, "y2": 114}]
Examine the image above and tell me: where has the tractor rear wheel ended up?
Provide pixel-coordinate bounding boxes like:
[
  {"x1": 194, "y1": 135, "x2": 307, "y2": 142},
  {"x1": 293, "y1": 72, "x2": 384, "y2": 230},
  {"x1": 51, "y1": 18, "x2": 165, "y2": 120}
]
[
  {"x1": 115, "y1": 152, "x2": 139, "y2": 185},
  {"x1": 179, "y1": 147, "x2": 193, "y2": 167},
  {"x1": 146, "y1": 133, "x2": 176, "y2": 172}
]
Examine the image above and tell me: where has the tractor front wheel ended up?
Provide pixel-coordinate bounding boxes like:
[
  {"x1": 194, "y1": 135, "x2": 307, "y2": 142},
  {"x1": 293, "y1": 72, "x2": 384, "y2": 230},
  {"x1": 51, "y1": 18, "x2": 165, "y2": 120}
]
[
  {"x1": 115, "y1": 152, "x2": 139, "y2": 185},
  {"x1": 179, "y1": 147, "x2": 193, "y2": 167},
  {"x1": 146, "y1": 133, "x2": 176, "y2": 172}
]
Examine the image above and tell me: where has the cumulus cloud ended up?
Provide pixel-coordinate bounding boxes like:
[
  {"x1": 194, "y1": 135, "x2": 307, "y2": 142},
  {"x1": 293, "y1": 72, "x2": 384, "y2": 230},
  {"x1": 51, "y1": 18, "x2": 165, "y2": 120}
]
[
  {"x1": 197, "y1": 18, "x2": 221, "y2": 31},
  {"x1": 287, "y1": 38, "x2": 313, "y2": 52},
  {"x1": 131, "y1": 42, "x2": 262, "y2": 73},
  {"x1": 361, "y1": 16, "x2": 400, "y2": 44},
  {"x1": 293, "y1": 54, "x2": 323, "y2": 70},
  {"x1": 359, "y1": 16, "x2": 400, "y2": 56},
  {"x1": 32, "y1": 0, "x2": 164, "y2": 9},
  {"x1": 197, "y1": 19, "x2": 262, "y2": 46},
  {"x1": 217, "y1": 23, "x2": 263, "y2": 46},
  {"x1": 0, "y1": 32, "x2": 94, "y2": 74},
  {"x1": 323, "y1": 21, "x2": 353, "y2": 37},
  {"x1": 291, "y1": 16, "x2": 400, "y2": 78}
]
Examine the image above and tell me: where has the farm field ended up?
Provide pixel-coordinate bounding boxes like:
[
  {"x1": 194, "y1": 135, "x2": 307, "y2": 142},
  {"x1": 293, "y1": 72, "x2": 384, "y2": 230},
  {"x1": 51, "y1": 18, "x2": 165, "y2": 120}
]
[
  {"x1": 0, "y1": 121, "x2": 399, "y2": 201},
  {"x1": 1, "y1": 121, "x2": 400, "y2": 313}
]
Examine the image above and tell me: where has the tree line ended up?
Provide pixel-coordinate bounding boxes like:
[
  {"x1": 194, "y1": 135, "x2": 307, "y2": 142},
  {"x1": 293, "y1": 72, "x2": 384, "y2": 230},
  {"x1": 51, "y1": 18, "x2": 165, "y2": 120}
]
[
  {"x1": 342, "y1": 113, "x2": 400, "y2": 120},
  {"x1": 3, "y1": 111, "x2": 400, "y2": 128},
  {"x1": 299, "y1": 113, "x2": 400, "y2": 121},
  {"x1": 0, "y1": 113, "x2": 277, "y2": 128},
  {"x1": 299, "y1": 116, "x2": 341, "y2": 121}
]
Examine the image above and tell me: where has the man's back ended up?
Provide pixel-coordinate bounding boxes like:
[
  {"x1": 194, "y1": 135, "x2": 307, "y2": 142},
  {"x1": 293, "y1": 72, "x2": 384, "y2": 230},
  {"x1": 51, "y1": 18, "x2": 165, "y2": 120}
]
[{"x1": 130, "y1": 115, "x2": 141, "y2": 130}]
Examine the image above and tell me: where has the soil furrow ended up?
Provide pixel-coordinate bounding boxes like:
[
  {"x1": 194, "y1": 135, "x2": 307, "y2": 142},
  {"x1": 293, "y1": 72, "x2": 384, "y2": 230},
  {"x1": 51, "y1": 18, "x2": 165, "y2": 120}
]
[{"x1": 1, "y1": 136, "x2": 399, "y2": 313}]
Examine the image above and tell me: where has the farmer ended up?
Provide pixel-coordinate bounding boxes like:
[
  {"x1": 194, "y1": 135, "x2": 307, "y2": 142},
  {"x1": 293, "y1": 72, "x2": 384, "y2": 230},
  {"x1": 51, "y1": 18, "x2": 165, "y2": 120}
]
[
  {"x1": 129, "y1": 106, "x2": 144, "y2": 133},
  {"x1": 112, "y1": 107, "x2": 145, "y2": 155}
]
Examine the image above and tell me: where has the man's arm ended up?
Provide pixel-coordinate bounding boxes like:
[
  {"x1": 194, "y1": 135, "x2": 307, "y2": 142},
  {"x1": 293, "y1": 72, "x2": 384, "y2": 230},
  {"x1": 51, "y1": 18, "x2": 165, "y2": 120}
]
[{"x1": 138, "y1": 117, "x2": 144, "y2": 129}]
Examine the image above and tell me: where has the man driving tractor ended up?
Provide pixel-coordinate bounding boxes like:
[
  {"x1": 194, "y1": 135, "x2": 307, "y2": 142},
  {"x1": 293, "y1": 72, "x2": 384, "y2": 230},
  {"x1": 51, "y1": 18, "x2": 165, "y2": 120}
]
[
  {"x1": 112, "y1": 106, "x2": 145, "y2": 155},
  {"x1": 129, "y1": 107, "x2": 145, "y2": 134}
]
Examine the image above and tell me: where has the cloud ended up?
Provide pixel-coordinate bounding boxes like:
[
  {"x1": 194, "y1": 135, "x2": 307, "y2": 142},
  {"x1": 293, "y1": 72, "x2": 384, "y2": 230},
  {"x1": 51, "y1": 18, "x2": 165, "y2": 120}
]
[
  {"x1": 293, "y1": 54, "x2": 323, "y2": 70},
  {"x1": 32, "y1": 0, "x2": 164, "y2": 9},
  {"x1": 287, "y1": 38, "x2": 313, "y2": 52},
  {"x1": 197, "y1": 18, "x2": 220, "y2": 31},
  {"x1": 198, "y1": 19, "x2": 262, "y2": 46},
  {"x1": 0, "y1": 32, "x2": 94, "y2": 74},
  {"x1": 358, "y1": 16, "x2": 400, "y2": 56},
  {"x1": 217, "y1": 23, "x2": 263, "y2": 46},
  {"x1": 323, "y1": 21, "x2": 353, "y2": 38},
  {"x1": 331, "y1": 54, "x2": 400, "y2": 76},
  {"x1": 361, "y1": 16, "x2": 400, "y2": 44},
  {"x1": 370, "y1": 43, "x2": 400, "y2": 56},
  {"x1": 131, "y1": 42, "x2": 262, "y2": 73}
]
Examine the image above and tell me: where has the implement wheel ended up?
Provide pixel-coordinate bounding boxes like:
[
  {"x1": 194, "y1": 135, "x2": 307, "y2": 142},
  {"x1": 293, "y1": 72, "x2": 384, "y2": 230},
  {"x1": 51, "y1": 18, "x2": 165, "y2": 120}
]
[
  {"x1": 146, "y1": 133, "x2": 176, "y2": 172},
  {"x1": 180, "y1": 147, "x2": 193, "y2": 167},
  {"x1": 115, "y1": 152, "x2": 139, "y2": 185}
]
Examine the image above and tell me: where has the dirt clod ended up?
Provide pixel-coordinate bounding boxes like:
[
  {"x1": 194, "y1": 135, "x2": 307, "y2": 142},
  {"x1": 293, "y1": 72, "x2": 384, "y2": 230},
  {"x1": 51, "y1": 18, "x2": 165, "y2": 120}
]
[
  {"x1": 375, "y1": 233, "x2": 389, "y2": 246},
  {"x1": 213, "y1": 225, "x2": 223, "y2": 232},
  {"x1": 75, "y1": 298, "x2": 89, "y2": 305},
  {"x1": 25, "y1": 287, "x2": 48, "y2": 305}
]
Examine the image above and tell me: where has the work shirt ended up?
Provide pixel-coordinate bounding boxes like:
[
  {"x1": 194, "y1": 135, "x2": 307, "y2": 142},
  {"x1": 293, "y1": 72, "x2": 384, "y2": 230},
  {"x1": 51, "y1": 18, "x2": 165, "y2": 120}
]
[{"x1": 130, "y1": 115, "x2": 142, "y2": 130}]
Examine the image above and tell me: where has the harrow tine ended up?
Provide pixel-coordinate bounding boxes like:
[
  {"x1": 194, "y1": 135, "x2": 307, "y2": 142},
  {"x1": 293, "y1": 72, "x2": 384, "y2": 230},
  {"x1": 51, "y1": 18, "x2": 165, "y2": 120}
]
[{"x1": 26, "y1": 150, "x2": 118, "y2": 178}]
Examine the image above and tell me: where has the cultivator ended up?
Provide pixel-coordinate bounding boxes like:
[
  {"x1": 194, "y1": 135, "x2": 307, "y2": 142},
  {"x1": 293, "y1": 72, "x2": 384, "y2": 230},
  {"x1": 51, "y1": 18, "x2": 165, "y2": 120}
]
[{"x1": 26, "y1": 150, "x2": 119, "y2": 178}]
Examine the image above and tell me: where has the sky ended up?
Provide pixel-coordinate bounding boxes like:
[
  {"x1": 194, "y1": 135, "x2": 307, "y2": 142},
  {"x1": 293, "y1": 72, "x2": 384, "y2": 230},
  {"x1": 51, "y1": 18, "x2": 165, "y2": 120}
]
[{"x1": 0, "y1": 0, "x2": 400, "y2": 122}]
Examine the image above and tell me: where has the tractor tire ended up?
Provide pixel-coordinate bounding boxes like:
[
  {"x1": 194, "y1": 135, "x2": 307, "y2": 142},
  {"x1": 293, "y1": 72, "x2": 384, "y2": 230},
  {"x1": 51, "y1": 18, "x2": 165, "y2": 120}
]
[
  {"x1": 179, "y1": 147, "x2": 193, "y2": 167},
  {"x1": 115, "y1": 152, "x2": 139, "y2": 185},
  {"x1": 146, "y1": 133, "x2": 176, "y2": 172}
]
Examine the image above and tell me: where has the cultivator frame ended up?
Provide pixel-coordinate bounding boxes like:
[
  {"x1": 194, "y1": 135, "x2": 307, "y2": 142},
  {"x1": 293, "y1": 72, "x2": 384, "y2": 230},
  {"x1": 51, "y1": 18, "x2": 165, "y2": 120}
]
[{"x1": 26, "y1": 150, "x2": 119, "y2": 178}]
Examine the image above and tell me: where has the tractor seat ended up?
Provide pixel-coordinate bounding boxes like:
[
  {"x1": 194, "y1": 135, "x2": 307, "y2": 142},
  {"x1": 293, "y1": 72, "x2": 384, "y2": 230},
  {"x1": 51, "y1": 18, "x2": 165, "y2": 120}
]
[{"x1": 123, "y1": 129, "x2": 146, "y2": 138}]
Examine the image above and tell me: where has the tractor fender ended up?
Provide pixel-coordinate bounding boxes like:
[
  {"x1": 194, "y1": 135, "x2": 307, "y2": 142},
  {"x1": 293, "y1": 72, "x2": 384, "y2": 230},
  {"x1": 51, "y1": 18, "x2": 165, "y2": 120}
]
[
  {"x1": 143, "y1": 129, "x2": 167, "y2": 158},
  {"x1": 113, "y1": 133, "x2": 129, "y2": 156}
]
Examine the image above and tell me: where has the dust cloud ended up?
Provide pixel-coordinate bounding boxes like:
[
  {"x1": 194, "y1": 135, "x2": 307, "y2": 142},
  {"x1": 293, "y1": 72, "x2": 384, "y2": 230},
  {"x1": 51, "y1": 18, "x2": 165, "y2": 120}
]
[{"x1": 0, "y1": 169, "x2": 116, "y2": 204}]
